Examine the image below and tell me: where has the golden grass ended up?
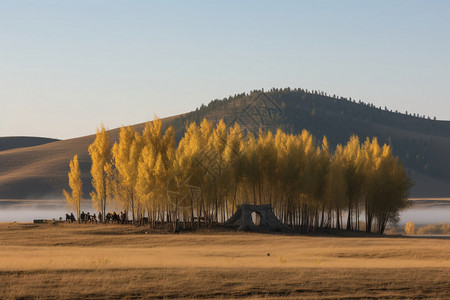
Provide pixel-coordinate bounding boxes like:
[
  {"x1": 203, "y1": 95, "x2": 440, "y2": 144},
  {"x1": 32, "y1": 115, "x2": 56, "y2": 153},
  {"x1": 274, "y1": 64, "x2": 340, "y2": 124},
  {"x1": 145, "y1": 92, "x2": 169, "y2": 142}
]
[{"x1": 0, "y1": 223, "x2": 449, "y2": 299}]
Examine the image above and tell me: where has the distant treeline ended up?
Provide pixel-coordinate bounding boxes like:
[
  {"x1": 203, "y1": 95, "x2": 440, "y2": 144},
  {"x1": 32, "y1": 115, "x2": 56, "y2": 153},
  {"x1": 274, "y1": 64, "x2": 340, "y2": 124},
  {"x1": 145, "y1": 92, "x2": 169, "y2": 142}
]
[{"x1": 64, "y1": 117, "x2": 412, "y2": 234}]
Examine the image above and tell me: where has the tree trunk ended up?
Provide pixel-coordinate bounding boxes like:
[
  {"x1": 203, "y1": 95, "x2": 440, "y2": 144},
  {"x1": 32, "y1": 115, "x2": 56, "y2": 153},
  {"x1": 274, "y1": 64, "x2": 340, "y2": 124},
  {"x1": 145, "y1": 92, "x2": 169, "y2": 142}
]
[
  {"x1": 173, "y1": 197, "x2": 178, "y2": 233},
  {"x1": 336, "y1": 206, "x2": 340, "y2": 230},
  {"x1": 320, "y1": 205, "x2": 325, "y2": 228},
  {"x1": 347, "y1": 199, "x2": 352, "y2": 231},
  {"x1": 190, "y1": 188, "x2": 195, "y2": 229},
  {"x1": 77, "y1": 200, "x2": 81, "y2": 224},
  {"x1": 130, "y1": 191, "x2": 135, "y2": 224}
]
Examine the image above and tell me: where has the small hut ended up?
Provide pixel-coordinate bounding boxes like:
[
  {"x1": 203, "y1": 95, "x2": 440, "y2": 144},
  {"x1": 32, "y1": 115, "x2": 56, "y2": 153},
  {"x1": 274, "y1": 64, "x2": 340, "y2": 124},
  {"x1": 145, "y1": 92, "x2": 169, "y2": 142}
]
[{"x1": 225, "y1": 204, "x2": 290, "y2": 232}]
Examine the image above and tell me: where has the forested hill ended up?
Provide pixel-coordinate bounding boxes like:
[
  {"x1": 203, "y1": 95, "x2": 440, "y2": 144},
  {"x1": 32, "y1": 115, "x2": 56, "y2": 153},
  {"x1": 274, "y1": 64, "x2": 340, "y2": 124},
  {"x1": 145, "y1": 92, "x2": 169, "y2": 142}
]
[
  {"x1": 1, "y1": 88, "x2": 450, "y2": 200},
  {"x1": 172, "y1": 88, "x2": 450, "y2": 190}
]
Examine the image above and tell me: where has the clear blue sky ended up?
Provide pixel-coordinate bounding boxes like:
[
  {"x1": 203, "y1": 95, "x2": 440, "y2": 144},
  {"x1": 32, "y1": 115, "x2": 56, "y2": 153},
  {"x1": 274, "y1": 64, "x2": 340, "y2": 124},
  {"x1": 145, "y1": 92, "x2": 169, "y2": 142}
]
[{"x1": 1, "y1": 0, "x2": 449, "y2": 139}]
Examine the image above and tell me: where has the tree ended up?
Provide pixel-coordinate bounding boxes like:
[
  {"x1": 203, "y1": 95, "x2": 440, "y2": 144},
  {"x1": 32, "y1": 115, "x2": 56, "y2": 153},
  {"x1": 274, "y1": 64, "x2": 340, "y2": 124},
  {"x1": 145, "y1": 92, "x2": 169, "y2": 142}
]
[
  {"x1": 361, "y1": 137, "x2": 381, "y2": 233},
  {"x1": 310, "y1": 136, "x2": 330, "y2": 229},
  {"x1": 256, "y1": 129, "x2": 277, "y2": 206},
  {"x1": 371, "y1": 145, "x2": 412, "y2": 233},
  {"x1": 223, "y1": 122, "x2": 244, "y2": 217},
  {"x1": 175, "y1": 121, "x2": 201, "y2": 228},
  {"x1": 342, "y1": 135, "x2": 363, "y2": 231},
  {"x1": 112, "y1": 126, "x2": 142, "y2": 223},
  {"x1": 136, "y1": 141, "x2": 159, "y2": 226},
  {"x1": 63, "y1": 154, "x2": 83, "y2": 223},
  {"x1": 136, "y1": 118, "x2": 175, "y2": 228},
  {"x1": 325, "y1": 145, "x2": 347, "y2": 230},
  {"x1": 242, "y1": 132, "x2": 261, "y2": 205},
  {"x1": 88, "y1": 124, "x2": 110, "y2": 222},
  {"x1": 405, "y1": 221, "x2": 415, "y2": 235},
  {"x1": 210, "y1": 120, "x2": 229, "y2": 222}
]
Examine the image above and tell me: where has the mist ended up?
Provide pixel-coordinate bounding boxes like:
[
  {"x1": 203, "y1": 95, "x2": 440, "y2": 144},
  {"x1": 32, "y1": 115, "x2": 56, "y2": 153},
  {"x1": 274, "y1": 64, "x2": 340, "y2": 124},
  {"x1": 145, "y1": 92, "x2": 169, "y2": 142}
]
[
  {"x1": 0, "y1": 200, "x2": 94, "y2": 223},
  {"x1": 1, "y1": 200, "x2": 449, "y2": 225},
  {"x1": 399, "y1": 207, "x2": 450, "y2": 226}
]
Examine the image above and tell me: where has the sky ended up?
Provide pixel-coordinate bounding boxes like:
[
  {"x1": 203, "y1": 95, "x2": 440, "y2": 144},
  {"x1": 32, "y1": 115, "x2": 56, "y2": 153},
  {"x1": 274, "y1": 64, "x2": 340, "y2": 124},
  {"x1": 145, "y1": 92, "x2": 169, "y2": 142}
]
[{"x1": 1, "y1": 0, "x2": 449, "y2": 139}]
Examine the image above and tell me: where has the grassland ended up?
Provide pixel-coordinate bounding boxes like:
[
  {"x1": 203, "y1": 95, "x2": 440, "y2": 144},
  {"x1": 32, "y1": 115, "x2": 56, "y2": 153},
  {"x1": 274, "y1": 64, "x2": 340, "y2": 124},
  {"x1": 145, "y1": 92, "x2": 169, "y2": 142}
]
[{"x1": 0, "y1": 223, "x2": 449, "y2": 299}]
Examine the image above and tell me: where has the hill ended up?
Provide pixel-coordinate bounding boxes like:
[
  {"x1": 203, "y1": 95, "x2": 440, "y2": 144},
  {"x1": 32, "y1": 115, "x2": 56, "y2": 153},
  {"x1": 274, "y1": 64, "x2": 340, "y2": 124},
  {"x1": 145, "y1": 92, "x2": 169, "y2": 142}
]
[
  {"x1": 0, "y1": 136, "x2": 59, "y2": 152},
  {"x1": 0, "y1": 115, "x2": 180, "y2": 200},
  {"x1": 1, "y1": 88, "x2": 450, "y2": 200}
]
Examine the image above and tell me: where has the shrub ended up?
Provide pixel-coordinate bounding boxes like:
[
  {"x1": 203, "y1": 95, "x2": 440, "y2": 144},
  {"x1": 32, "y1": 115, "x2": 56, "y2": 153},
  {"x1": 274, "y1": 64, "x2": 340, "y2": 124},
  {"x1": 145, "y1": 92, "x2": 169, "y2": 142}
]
[
  {"x1": 404, "y1": 222, "x2": 415, "y2": 235},
  {"x1": 416, "y1": 223, "x2": 450, "y2": 235}
]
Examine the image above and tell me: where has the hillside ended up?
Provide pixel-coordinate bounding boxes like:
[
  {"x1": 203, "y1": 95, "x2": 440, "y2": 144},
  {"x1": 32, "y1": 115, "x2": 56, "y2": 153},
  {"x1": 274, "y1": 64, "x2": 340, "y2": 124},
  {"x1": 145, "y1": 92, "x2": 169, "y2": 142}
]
[
  {"x1": 0, "y1": 137, "x2": 59, "y2": 152},
  {"x1": 1, "y1": 88, "x2": 450, "y2": 200},
  {"x1": 0, "y1": 115, "x2": 180, "y2": 200}
]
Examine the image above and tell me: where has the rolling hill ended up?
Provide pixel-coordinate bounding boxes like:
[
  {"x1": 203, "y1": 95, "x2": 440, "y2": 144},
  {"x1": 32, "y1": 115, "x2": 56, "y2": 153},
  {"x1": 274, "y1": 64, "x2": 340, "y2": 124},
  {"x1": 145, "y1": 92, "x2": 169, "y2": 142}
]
[
  {"x1": 0, "y1": 115, "x2": 180, "y2": 200},
  {"x1": 1, "y1": 88, "x2": 450, "y2": 201},
  {"x1": 0, "y1": 136, "x2": 59, "y2": 152}
]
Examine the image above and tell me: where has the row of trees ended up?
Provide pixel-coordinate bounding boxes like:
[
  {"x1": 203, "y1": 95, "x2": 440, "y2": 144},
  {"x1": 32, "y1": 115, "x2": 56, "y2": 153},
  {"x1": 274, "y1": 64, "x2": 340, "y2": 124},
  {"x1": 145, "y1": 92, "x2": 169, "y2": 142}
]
[{"x1": 64, "y1": 118, "x2": 412, "y2": 233}]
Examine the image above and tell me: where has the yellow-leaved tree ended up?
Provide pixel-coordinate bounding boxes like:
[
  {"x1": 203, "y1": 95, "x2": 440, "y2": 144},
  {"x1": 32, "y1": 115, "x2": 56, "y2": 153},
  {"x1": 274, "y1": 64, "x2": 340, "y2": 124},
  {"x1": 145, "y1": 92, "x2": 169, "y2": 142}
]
[
  {"x1": 223, "y1": 122, "x2": 244, "y2": 215},
  {"x1": 88, "y1": 124, "x2": 110, "y2": 222},
  {"x1": 175, "y1": 121, "x2": 204, "y2": 228},
  {"x1": 361, "y1": 137, "x2": 381, "y2": 233},
  {"x1": 136, "y1": 118, "x2": 175, "y2": 227},
  {"x1": 311, "y1": 136, "x2": 330, "y2": 229},
  {"x1": 325, "y1": 144, "x2": 347, "y2": 230},
  {"x1": 209, "y1": 120, "x2": 229, "y2": 222},
  {"x1": 342, "y1": 135, "x2": 363, "y2": 231},
  {"x1": 371, "y1": 144, "x2": 412, "y2": 233},
  {"x1": 63, "y1": 154, "x2": 83, "y2": 223},
  {"x1": 405, "y1": 221, "x2": 415, "y2": 235},
  {"x1": 112, "y1": 126, "x2": 142, "y2": 223}
]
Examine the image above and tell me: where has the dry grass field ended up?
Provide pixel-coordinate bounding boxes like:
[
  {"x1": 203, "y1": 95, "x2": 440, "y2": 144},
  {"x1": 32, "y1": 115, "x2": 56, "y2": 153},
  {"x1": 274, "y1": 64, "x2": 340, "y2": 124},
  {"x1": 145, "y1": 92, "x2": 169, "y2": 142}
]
[{"x1": 0, "y1": 223, "x2": 449, "y2": 299}]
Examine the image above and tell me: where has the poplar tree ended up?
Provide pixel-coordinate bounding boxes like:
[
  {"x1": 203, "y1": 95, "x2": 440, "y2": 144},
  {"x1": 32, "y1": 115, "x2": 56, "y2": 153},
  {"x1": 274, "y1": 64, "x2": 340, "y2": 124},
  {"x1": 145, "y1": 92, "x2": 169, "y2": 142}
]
[
  {"x1": 210, "y1": 120, "x2": 228, "y2": 222},
  {"x1": 63, "y1": 154, "x2": 83, "y2": 223},
  {"x1": 175, "y1": 121, "x2": 203, "y2": 227},
  {"x1": 88, "y1": 124, "x2": 110, "y2": 222},
  {"x1": 311, "y1": 137, "x2": 330, "y2": 229},
  {"x1": 257, "y1": 129, "x2": 277, "y2": 206},
  {"x1": 137, "y1": 118, "x2": 175, "y2": 228},
  {"x1": 242, "y1": 132, "x2": 260, "y2": 205},
  {"x1": 137, "y1": 119, "x2": 161, "y2": 226},
  {"x1": 223, "y1": 122, "x2": 245, "y2": 215},
  {"x1": 342, "y1": 135, "x2": 363, "y2": 230},
  {"x1": 112, "y1": 126, "x2": 142, "y2": 223},
  {"x1": 361, "y1": 137, "x2": 381, "y2": 233},
  {"x1": 371, "y1": 145, "x2": 412, "y2": 233}
]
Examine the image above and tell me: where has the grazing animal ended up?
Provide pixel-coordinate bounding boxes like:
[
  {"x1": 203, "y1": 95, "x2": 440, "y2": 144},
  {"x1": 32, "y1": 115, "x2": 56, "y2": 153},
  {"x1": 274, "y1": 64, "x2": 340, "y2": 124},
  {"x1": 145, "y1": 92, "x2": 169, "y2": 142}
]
[{"x1": 105, "y1": 213, "x2": 113, "y2": 223}]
